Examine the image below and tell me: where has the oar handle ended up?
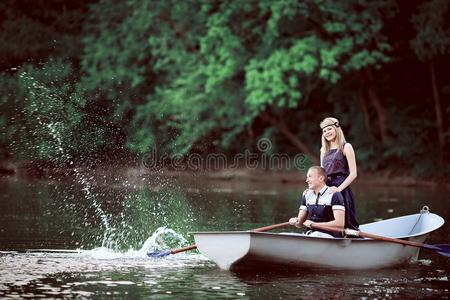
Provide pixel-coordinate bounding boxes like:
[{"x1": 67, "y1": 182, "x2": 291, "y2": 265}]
[
  {"x1": 310, "y1": 223, "x2": 425, "y2": 248},
  {"x1": 308, "y1": 223, "x2": 345, "y2": 237},
  {"x1": 348, "y1": 230, "x2": 424, "y2": 248}
]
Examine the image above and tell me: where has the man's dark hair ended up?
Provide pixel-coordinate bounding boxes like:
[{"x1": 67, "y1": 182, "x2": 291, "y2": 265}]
[{"x1": 309, "y1": 166, "x2": 326, "y2": 179}]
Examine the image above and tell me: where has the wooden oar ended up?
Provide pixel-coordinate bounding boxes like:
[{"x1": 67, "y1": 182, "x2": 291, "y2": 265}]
[
  {"x1": 310, "y1": 223, "x2": 450, "y2": 258},
  {"x1": 147, "y1": 221, "x2": 290, "y2": 258}
]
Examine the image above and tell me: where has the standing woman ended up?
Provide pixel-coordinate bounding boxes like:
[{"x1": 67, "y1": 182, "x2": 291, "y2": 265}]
[{"x1": 320, "y1": 117, "x2": 359, "y2": 230}]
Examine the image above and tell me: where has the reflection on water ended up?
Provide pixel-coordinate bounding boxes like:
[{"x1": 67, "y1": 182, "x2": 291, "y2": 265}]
[
  {"x1": 0, "y1": 176, "x2": 449, "y2": 298},
  {"x1": 1, "y1": 250, "x2": 449, "y2": 298},
  {"x1": 0, "y1": 251, "x2": 212, "y2": 298},
  {"x1": 231, "y1": 263, "x2": 450, "y2": 299}
]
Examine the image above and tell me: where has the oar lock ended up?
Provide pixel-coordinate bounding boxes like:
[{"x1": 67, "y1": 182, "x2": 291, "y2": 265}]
[{"x1": 420, "y1": 206, "x2": 430, "y2": 214}]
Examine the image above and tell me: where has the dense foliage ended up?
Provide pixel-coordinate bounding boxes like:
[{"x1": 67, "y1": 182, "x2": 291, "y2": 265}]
[{"x1": 0, "y1": 0, "x2": 449, "y2": 177}]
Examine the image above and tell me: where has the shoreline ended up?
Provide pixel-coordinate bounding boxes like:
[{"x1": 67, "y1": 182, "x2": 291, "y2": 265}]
[{"x1": 1, "y1": 160, "x2": 447, "y2": 189}]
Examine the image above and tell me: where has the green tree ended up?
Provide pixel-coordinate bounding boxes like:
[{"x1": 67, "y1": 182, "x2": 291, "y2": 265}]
[
  {"x1": 80, "y1": 0, "x2": 396, "y2": 164},
  {"x1": 411, "y1": 0, "x2": 450, "y2": 165},
  {"x1": 3, "y1": 0, "x2": 448, "y2": 178}
]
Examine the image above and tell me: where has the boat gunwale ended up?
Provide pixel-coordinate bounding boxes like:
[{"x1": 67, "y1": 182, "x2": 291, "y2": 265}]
[
  {"x1": 192, "y1": 231, "x2": 429, "y2": 242},
  {"x1": 192, "y1": 212, "x2": 444, "y2": 240}
]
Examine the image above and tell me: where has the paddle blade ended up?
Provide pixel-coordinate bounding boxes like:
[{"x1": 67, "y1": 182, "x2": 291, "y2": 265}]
[
  {"x1": 423, "y1": 244, "x2": 450, "y2": 258},
  {"x1": 147, "y1": 250, "x2": 172, "y2": 258},
  {"x1": 433, "y1": 244, "x2": 450, "y2": 258}
]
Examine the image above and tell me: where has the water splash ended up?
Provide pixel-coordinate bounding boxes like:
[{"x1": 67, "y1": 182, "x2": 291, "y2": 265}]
[
  {"x1": 18, "y1": 72, "x2": 197, "y2": 253},
  {"x1": 73, "y1": 168, "x2": 111, "y2": 248},
  {"x1": 21, "y1": 72, "x2": 114, "y2": 249},
  {"x1": 140, "y1": 227, "x2": 190, "y2": 253},
  {"x1": 82, "y1": 227, "x2": 192, "y2": 259}
]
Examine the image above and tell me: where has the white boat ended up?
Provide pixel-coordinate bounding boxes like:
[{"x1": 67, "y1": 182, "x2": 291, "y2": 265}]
[{"x1": 193, "y1": 208, "x2": 445, "y2": 270}]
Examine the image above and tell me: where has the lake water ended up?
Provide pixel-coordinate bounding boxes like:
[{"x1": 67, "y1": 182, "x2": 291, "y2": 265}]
[{"x1": 1, "y1": 174, "x2": 449, "y2": 298}]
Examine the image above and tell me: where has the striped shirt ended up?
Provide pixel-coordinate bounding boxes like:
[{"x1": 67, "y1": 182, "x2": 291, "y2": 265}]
[{"x1": 300, "y1": 185, "x2": 345, "y2": 224}]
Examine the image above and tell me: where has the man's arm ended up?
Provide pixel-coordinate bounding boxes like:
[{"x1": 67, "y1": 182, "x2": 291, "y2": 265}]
[
  {"x1": 289, "y1": 209, "x2": 307, "y2": 228},
  {"x1": 289, "y1": 194, "x2": 308, "y2": 227}
]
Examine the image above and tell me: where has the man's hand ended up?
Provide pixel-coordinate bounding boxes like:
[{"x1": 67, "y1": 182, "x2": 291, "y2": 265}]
[
  {"x1": 289, "y1": 217, "x2": 298, "y2": 225},
  {"x1": 303, "y1": 220, "x2": 315, "y2": 229},
  {"x1": 289, "y1": 217, "x2": 302, "y2": 228}
]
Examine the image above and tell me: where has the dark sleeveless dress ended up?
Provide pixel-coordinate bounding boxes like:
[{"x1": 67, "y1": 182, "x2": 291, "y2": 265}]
[{"x1": 322, "y1": 148, "x2": 359, "y2": 230}]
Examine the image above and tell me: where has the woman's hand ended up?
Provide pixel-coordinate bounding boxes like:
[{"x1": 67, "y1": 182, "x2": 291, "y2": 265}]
[{"x1": 329, "y1": 186, "x2": 340, "y2": 193}]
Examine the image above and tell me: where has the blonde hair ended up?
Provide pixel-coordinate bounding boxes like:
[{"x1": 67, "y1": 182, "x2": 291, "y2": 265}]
[{"x1": 320, "y1": 117, "x2": 346, "y2": 156}]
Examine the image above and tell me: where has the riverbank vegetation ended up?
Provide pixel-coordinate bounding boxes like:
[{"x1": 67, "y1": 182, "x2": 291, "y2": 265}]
[{"x1": 0, "y1": 0, "x2": 449, "y2": 179}]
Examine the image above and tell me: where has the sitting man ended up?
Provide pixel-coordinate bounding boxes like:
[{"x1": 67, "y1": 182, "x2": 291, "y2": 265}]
[{"x1": 289, "y1": 166, "x2": 345, "y2": 237}]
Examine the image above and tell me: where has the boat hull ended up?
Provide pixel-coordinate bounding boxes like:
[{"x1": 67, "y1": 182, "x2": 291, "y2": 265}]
[{"x1": 193, "y1": 212, "x2": 444, "y2": 270}]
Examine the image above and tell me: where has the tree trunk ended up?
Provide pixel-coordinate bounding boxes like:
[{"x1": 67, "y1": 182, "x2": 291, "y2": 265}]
[
  {"x1": 365, "y1": 68, "x2": 389, "y2": 144},
  {"x1": 430, "y1": 59, "x2": 444, "y2": 164},
  {"x1": 359, "y1": 87, "x2": 372, "y2": 132},
  {"x1": 262, "y1": 113, "x2": 320, "y2": 164}
]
